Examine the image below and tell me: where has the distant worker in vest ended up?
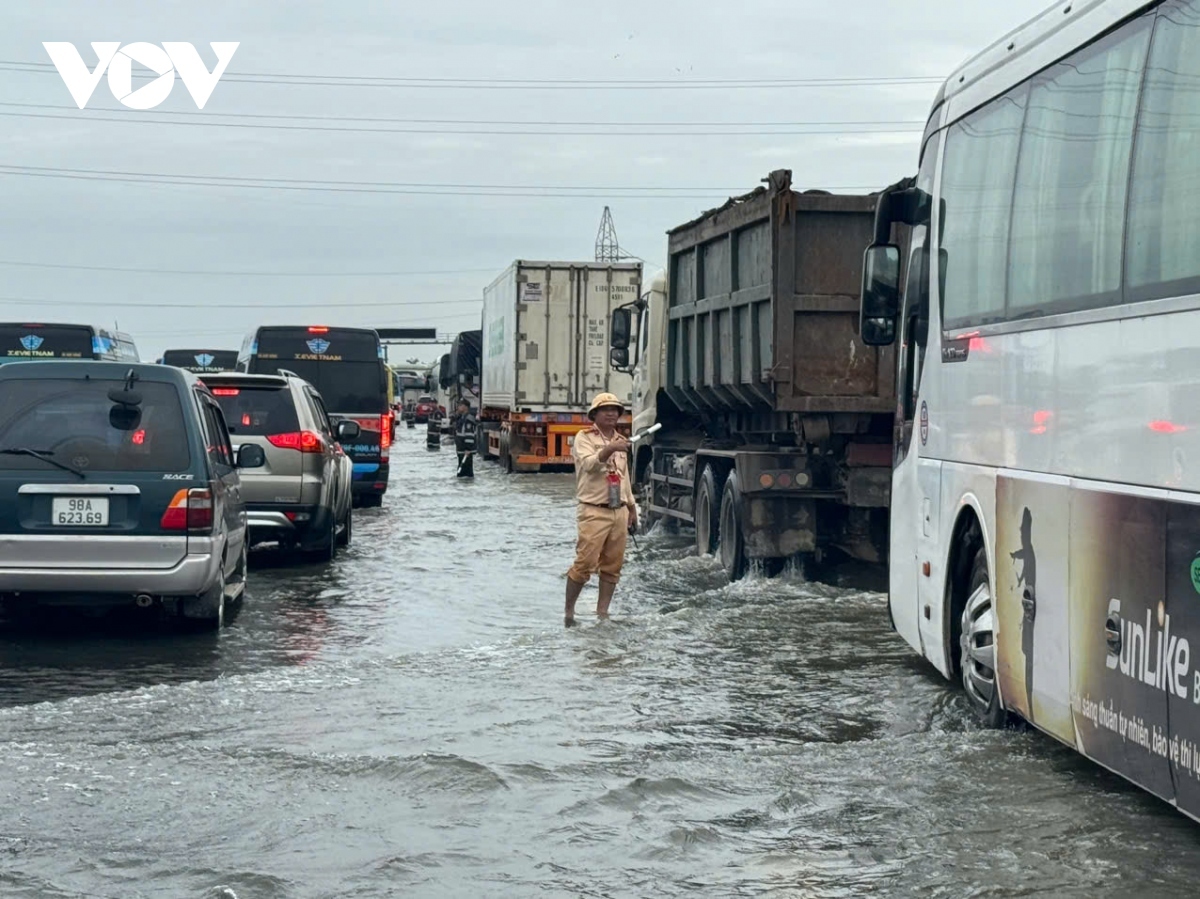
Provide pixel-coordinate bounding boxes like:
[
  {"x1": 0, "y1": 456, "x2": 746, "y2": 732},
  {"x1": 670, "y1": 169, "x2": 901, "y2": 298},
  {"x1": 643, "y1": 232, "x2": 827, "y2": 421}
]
[
  {"x1": 564, "y1": 392, "x2": 637, "y2": 626},
  {"x1": 452, "y1": 398, "x2": 477, "y2": 478}
]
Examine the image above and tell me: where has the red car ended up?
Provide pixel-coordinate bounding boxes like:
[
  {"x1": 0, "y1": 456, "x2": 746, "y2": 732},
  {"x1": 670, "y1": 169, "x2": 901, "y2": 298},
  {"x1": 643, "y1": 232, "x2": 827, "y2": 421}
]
[{"x1": 413, "y1": 395, "x2": 438, "y2": 423}]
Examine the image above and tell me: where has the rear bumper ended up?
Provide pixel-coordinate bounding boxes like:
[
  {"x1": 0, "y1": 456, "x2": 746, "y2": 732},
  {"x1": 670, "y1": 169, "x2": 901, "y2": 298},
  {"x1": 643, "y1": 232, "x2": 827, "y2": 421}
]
[
  {"x1": 0, "y1": 551, "x2": 221, "y2": 597},
  {"x1": 246, "y1": 502, "x2": 337, "y2": 549},
  {"x1": 351, "y1": 465, "x2": 388, "y2": 495}
]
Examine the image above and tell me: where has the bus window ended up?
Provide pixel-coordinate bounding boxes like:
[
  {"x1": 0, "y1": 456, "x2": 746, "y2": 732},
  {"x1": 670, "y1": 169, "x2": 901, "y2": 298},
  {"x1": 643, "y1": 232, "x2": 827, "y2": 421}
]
[
  {"x1": 0, "y1": 323, "x2": 95, "y2": 360},
  {"x1": 1008, "y1": 18, "x2": 1150, "y2": 315},
  {"x1": 1126, "y1": 0, "x2": 1200, "y2": 301}
]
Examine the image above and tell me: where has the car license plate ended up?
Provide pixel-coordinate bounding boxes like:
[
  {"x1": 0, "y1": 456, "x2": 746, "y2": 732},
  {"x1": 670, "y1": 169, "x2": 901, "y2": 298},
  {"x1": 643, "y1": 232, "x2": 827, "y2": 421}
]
[{"x1": 52, "y1": 496, "x2": 109, "y2": 526}]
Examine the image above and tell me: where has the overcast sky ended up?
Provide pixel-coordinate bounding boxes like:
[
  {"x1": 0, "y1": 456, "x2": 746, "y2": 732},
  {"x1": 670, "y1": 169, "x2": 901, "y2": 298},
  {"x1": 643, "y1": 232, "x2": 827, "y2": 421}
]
[{"x1": 0, "y1": 0, "x2": 1050, "y2": 362}]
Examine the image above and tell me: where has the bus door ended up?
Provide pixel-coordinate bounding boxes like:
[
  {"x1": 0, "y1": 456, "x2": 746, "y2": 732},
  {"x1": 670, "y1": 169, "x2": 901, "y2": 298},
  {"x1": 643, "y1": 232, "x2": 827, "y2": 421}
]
[{"x1": 890, "y1": 152, "x2": 937, "y2": 664}]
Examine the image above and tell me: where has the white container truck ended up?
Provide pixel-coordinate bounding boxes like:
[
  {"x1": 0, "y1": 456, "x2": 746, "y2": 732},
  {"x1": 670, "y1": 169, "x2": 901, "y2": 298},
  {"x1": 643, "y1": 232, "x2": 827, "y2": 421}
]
[{"x1": 479, "y1": 260, "x2": 640, "y2": 472}]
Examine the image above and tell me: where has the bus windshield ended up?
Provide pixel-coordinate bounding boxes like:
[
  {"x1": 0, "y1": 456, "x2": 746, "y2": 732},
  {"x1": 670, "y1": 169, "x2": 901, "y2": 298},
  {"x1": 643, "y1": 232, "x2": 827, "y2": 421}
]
[
  {"x1": 0, "y1": 324, "x2": 95, "y2": 360},
  {"x1": 247, "y1": 328, "x2": 387, "y2": 413}
]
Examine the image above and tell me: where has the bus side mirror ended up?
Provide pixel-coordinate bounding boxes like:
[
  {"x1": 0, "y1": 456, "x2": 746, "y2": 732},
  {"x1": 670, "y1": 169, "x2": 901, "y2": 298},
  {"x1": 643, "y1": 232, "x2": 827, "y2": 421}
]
[
  {"x1": 860, "y1": 244, "x2": 901, "y2": 347},
  {"x1": 610, "y1": 308, "x2": 632, "y2": 350}
]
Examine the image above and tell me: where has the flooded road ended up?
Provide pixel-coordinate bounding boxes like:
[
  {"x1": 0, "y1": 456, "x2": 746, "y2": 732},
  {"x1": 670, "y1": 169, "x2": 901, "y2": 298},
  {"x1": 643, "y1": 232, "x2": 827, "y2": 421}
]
[{"x1": 3, "y1": 428, "x2": 1200, "y2": 898}]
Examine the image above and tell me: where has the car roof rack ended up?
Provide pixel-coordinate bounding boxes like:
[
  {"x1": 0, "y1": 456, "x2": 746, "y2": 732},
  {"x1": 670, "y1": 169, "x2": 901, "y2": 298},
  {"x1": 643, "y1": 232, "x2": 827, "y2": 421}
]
[{"x1": 276, "y1": 368, "x2": 300, "y2": 379}]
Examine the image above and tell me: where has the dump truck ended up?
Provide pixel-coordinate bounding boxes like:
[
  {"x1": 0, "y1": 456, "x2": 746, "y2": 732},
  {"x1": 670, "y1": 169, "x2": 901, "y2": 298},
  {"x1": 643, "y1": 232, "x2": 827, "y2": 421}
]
[
  {"x1": 609, "y1": 171, "x2": 905, "y2": 580},
  {"x1": 480, "y1": 261, "x2": 639, "y2": 472}
]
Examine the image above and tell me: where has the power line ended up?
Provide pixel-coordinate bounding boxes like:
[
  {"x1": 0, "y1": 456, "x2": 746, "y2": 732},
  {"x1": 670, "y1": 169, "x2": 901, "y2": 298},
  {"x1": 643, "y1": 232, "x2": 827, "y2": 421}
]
[
  {"x1": 1, "y1": 60, "x2": 945, "y2": 90},
  {"x1": 0, "y1": 295, "x2": 483, "y2": 309},
  {"x1": 0, "y1": 259, "x2": 499, "y2": 277},
  {"x1": 0, "y1": 108, "x2": 924, "y2": 137},
  {"x1": 0, "y1": 164, "x2": 885, "y2": 197},
  {"x1": 0, "y1": 100, "x2": 924, "y2": 130}
]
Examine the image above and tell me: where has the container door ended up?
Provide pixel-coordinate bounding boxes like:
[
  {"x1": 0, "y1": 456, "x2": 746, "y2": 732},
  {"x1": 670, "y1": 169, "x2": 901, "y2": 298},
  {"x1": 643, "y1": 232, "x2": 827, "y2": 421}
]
[{"x1": 774, "y1": 197, "x2": 895, "y2": 413}]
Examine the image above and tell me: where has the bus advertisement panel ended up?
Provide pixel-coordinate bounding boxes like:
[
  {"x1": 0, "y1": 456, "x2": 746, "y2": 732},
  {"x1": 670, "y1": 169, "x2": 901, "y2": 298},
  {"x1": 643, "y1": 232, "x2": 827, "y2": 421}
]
[{"x1": 241, "y1": 326, "x2": 391, "y2": 505}]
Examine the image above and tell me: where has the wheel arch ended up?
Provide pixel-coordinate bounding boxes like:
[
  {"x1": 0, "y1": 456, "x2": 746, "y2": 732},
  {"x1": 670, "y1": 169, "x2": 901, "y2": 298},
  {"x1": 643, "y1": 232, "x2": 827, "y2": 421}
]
[{"x1": 941, "y1": 492, "x2": 993, "y2": 679}]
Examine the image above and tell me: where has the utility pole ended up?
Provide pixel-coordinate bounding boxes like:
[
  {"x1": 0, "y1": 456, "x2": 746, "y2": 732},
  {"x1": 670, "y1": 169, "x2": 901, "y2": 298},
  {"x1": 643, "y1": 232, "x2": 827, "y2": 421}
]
[{"x1": 595, "y1": 206, "x2": 620, "y2": 262}]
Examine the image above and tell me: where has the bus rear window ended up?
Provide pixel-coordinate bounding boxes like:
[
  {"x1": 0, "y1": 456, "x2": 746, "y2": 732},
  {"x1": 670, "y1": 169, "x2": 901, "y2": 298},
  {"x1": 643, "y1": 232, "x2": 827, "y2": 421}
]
[
  {"x1": 162, "y1": 349, "x2": 239, "y2": 372},
  {"x1": 0, "y1": 378, "x2": 191, "y2": 471},
  {"x1": 254, "y1": 329, "x2": 380, "y2": 362},
  {"x1": 0, "y1": 325, "x2": 94, "y2": 360}
]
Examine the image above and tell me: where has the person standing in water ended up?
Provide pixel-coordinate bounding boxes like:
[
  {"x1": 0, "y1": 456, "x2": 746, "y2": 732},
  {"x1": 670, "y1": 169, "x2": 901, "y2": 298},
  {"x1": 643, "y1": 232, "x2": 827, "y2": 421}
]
[
  {"x1": 452, "y1": 398, "x2": 477, "y2": 478},
  {"x1": 1010, "y1": 507, "x2": 1037, "y2": 717},
  {"x1": 564, "y1": 392, "x2": 637, "y2": 626}
]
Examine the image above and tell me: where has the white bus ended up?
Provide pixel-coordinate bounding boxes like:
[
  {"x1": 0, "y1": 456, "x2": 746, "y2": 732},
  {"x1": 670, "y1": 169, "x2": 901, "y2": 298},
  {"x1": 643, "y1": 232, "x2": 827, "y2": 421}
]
[{"x1": 862, "y1": 0, "x2": 1200, "y2": 819}]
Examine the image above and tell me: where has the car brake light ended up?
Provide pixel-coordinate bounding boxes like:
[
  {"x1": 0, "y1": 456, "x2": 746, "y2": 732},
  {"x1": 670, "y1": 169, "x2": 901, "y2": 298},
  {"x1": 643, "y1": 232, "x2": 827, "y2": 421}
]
[
  {"x1": 307, "y1": 326, "x2": 329, "y2": 333},
  {"x1": 161, "y1": 488, "x2": 212, "y2": 532},
  {"x1": 380, "y1": 413, "x2": 392, "y2": 449},
  {"x1": 187, "y1": 488, "x2": 213, "y2": 531},
  {"x1": 211, "y1": 387, "x2": 240, "y2": 396},
  {"x1": 267, "y1": 431, "x2": 324, "y2": 453},
  {"x1": 131, "y1": 429, "x2": 146, "y2": 445}
]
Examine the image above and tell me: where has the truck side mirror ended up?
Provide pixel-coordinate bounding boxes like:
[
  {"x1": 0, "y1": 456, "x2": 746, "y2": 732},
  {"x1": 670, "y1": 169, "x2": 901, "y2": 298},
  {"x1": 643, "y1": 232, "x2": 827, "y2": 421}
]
[
  {"x1": 610, "y1": 308, "x2": 632, "y2": 350},
  {"x1": 860, "y1": 243, "x2": 901, "y2": 347},
  {"x1": 610, "y1": 347, "x2": 630, "y2": 370}
]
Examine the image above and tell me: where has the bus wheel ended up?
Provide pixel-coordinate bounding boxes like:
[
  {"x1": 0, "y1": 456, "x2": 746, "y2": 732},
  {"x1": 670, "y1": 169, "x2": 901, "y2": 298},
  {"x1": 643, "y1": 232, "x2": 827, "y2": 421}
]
[
  {"x1": 960, "y1": 544, "x2": 1006, "y2": 728},
  {"x1": 694, "y1": 465, "x2": 721, "y2": 557}
]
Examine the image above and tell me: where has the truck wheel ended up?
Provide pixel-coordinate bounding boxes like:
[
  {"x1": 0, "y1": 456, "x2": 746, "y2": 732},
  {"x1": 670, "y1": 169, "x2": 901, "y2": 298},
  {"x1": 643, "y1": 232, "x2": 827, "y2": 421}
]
[
  {"x1": 501, "y1": 432, "x2": 514, "y2": 473},
  {"x1": 694, "y1": 465, "x2": 721, "y2": 557},
  {"x1": 478, "y1": 424, "x2": 495, "y2": 461},
  {"x1": 718, "y1": 470, "x2": 749, "y2": 581}
]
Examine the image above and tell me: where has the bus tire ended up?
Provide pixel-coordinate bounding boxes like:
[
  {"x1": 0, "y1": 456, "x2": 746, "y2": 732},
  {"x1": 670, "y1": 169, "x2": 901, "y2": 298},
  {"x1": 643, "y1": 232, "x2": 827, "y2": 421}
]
[
  {"x1": 960, "y1": 543, "x2": 1007, "y2": 729},
  {"x1": 694, "y1": 465, "x2": 721, "y2": 557}
]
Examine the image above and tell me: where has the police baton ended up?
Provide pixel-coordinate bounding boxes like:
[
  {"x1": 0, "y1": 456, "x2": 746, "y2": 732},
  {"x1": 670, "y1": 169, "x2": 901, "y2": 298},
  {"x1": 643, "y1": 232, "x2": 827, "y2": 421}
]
[{"x1": 629, "y1": 423, "x2": 662, "y2": 445}]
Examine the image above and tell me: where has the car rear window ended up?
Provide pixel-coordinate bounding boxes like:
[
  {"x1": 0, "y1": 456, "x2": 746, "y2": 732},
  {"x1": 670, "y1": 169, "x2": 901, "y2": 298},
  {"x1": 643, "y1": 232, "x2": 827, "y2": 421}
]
[
  {"x1": 0, "y1": 377, "x2": 191, "y2": 472},
  {"x1": 210, "y1": 385, "x2": 300, "y2": 436}
]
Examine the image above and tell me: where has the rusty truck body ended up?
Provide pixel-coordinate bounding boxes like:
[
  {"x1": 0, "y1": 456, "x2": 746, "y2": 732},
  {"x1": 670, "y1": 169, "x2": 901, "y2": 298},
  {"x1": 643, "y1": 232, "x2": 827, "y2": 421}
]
[{"x1": 610, "y1": 170, "x2": 907, "y2": 579}]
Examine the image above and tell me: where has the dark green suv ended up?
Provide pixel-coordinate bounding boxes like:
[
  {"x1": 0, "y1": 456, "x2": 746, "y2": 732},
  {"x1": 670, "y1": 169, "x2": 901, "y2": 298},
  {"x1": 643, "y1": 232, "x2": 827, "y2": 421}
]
[{"x1": 0, "y1": 361, "x2": 262, "y2": 628}]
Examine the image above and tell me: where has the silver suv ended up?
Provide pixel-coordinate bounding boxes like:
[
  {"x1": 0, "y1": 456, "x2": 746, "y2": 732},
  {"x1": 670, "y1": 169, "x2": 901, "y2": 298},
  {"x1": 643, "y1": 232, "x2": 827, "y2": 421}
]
[{"x1": 200, "y1": 372, "x2": 358, "y2": 561}]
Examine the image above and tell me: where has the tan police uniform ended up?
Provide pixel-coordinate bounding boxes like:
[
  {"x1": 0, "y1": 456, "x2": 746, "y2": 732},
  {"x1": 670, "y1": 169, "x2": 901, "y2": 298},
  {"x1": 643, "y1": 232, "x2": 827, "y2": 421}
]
[{"x1": 566, "y1": 421, "x2": 637, "y2": 587}]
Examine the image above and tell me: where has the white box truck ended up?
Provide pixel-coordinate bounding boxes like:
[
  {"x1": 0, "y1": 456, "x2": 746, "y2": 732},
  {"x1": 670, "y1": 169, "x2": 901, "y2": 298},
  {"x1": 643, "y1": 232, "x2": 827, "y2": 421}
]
[{"x1": 480, "y1": 260, "x2": 641, "y2": 472}]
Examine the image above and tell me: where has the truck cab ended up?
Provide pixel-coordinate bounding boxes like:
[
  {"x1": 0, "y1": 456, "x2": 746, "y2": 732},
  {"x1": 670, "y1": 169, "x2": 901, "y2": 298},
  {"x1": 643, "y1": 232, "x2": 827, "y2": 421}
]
[{"x1": 612, "y1": 271, "x2": 667, "y2": 485}]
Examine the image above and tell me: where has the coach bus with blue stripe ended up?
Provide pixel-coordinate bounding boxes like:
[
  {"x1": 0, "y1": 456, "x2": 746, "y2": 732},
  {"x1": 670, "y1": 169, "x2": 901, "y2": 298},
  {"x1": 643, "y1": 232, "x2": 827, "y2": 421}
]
[{"x1": 0, "y1": 322, "x2": 139, "y2": 362}]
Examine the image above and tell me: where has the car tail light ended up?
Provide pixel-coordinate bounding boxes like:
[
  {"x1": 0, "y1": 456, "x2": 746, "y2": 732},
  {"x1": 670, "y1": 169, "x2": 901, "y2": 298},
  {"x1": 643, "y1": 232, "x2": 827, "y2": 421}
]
[
  {"x1": 267, "y1": 431, "x2": 324, "y2": 453},
  {"x1": 161, "y1": 489, "x2": 188, "y2": 529},
  {"x1": 380, "y1": 414, "x2": 393, "y2": 449},
  {"x1": 211, "y1": 387, "x2": 240, "y2": 396},
  {"x1": 161, "y1": 487, "x2": 213, "y2": 532},
  {"x1": 307, "y1": 326, "x2": 329, "y2": 333},
  {"x1": 187, "y1": 488, "x2": 213, "y2": 531}
]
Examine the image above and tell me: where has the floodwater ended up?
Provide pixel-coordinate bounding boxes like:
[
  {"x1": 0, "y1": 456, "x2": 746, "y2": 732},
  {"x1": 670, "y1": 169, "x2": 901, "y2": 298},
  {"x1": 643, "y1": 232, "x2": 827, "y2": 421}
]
[{"x1": 3, "y1": 427, "x2": 1200, "y2": 898}]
